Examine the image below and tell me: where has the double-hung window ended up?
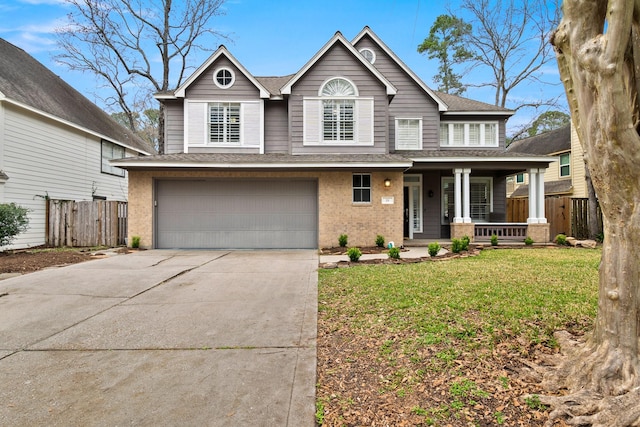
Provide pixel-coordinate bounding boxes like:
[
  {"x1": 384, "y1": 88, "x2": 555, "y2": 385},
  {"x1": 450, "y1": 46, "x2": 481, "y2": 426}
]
[
  {"x1": 210, "y1": 102, "x2": 240, "y2": 144},
  {"x1": 353, "y1": 173, "x2": 371, "y2": 203},
  {"x1": 559, "y1": 153, "x2": 570, "y2": 177},
  {"x1": 101, "y1": 140, "x2": 125, "y2": 177}
]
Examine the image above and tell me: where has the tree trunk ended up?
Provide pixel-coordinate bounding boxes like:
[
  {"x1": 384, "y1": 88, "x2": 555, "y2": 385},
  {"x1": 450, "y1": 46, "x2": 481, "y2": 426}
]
[
  {"x1": 585, "y1": 167, "x2": 601, "y2": 240},
  {"x1": 542, "y1": 0, "x2": 640, "y2": 424}
]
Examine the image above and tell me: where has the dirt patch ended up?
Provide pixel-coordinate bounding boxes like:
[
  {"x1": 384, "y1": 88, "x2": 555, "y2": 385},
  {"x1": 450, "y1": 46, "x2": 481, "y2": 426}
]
[{"x1": 0, "y1": 248, "x2": 99, "y2": 274}]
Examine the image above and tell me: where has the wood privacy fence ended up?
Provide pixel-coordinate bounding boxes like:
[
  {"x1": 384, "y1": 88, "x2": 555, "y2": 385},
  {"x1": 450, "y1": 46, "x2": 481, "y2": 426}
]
[
  {"x1": 46, "y1": 200, "x2": 127, "y2": 247},
  {"x1": 507, "y1": 197, "x2": 601, "y2": 239}
]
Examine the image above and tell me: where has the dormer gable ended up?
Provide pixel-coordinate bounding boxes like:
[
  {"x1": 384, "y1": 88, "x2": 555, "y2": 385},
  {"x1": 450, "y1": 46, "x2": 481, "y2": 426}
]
[
  {"x1": 352, "y1": 26, "x2": 448, "y2": 112},
  {"x1": 280, "y1": 32, "x2": 397, "y2": 96},
  {"x1": 168, "y1": 46, "x2": 271, "y2": 99}
]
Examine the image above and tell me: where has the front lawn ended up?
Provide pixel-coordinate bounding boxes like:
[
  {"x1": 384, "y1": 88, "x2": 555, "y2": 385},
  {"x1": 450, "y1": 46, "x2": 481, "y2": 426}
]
[{"x1": 317, "y1": 248, "x2": 600, "y2": 426}]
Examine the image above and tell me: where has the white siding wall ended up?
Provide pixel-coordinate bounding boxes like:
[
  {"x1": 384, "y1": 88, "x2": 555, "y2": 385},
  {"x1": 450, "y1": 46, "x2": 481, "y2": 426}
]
[{"x1": 1, "y1": 104, "x2": 130, "y2": 249}]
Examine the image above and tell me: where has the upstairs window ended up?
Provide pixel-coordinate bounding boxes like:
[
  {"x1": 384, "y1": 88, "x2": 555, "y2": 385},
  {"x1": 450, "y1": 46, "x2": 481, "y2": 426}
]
[
  {"x1": 101, "y1": 140, "x2": 125, "y2": 177},
  {"x1": 214, "y1": 67, "x2": 235, "y2": 89},
  {"x1": 559, "y1": 153, "x2": 570, "y2": 177},
  {"x1": 210, "y1": 102, "x2": 240, "y2": 144},
  {"x1": 359, "y1": 48, "x2": 376, "y2": 64},
  {"x1": 439, "y1": 122, "x2": 499, "y2": 147},
  {"x1": 395, "y1": 118, "x2": 422, "y2": 150},
  {"x1": 323, "y1": 100, "x2": 354, "y2": 141}
]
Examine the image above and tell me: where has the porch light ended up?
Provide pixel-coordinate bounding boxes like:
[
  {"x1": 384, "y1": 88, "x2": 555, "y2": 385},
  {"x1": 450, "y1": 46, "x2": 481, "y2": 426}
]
[{"x1": 384, "y1": 178, "x2": 391, "y2": 187}]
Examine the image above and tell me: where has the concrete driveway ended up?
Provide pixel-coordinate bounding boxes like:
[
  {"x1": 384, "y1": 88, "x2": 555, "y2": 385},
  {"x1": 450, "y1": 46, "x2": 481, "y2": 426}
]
[{"x1": 0, "y1": 250, "x2": 318, "y2": 426}]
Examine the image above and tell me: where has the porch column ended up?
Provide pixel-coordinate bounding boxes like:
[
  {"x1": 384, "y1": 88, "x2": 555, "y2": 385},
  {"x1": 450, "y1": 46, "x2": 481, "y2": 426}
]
[
  {"x1": 536, "y1": 169, "x2": 547, "y2": 223},
  {"x1": 453, "y1": 168, "x2": 463, "y2": 223},
  {"x1": 462, "y1": 168, "x2": 471, "y2": 223},
  {"x1": 528, "y1": 168, "x2": 538, "y2": 223}
]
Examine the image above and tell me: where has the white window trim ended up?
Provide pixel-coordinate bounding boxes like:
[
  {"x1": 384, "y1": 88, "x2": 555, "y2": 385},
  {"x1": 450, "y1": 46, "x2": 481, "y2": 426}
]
[
  {"x1": 395, "y1": 117, "x2": 423, "y2": 150},
  {"x1": 359, "y1": 48, "x2": 376, "y2": 64},
  {"x1": 213, "y1": 67, "x2": 235, "y2": 89},
  {"x1": 352, "y1": 173, "x2": 372, "y2": 204},
  {"x1": 318, "y1": 76, "x2": 359, "y2": 96},
  {"x1": 441, "y1": 176, "x2": 494, "y2": 224},
  {"x1": 439, "y1": 121, "x2": 499, "y2": 147},
  {"x1": 404, "y1": 174, "x2": 423, "y2": 236},
  {"x1": 303, "y1": 96, "x2": 375, "y2": 146},
  {"x1": 559, "y1": 153, "x2": 571, "y2": 177}
]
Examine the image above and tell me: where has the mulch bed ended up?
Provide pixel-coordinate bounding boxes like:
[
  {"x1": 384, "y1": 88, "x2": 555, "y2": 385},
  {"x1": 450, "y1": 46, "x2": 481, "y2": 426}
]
[{"x1": 0, "y1": 248, "x2": 101, "y2": 274}]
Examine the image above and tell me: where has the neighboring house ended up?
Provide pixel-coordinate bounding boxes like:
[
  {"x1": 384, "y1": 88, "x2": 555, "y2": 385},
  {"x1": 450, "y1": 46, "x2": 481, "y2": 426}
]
[
  {"x1": 507, "y1": 123, "x2": 587, "y2": 198},
  {"x1": 0, "y1": 38, "x2": 153, "y2": 249},
  {"x1": 114, "y1": 27, "x2": 554, "y2": 249}
]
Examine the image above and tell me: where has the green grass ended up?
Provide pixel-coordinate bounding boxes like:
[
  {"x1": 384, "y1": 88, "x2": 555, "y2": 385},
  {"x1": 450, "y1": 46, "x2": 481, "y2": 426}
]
[{"x1": 319, "y1": 249, "x2": 599, "y2": 352}]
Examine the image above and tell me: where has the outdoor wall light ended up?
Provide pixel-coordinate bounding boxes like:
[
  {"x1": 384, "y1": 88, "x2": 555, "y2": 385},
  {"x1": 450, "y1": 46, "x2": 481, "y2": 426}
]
[
  {"x1": 428, "y1": 190, "x2": 434, "y2": 198},
  {"x1": 384, "y1": 178, "x2": 391, "y2": 187}
]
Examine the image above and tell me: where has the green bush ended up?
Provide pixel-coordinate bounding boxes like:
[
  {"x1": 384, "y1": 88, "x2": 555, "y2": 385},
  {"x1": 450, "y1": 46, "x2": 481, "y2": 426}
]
[
  {"x1": 388, "y1": 246, "x2": 400, "y2": 259},
  {"x1": 555, "y1": 234, "x2": 567, "y2": 245},
  {"x1": 347, "y1": 247, "x2": 362, "y2": 262},
  {"x1": 428, "y1": 242, "x2": 441, "y2": 257},
  {"x1": 338, "y1": 234, "x2": 348, "y2": 247},
  {"x1": 524, "y1": 236, "x2": 534, "y2": 246},
  {"x1": 375, "y1": 234, "x2": 385, "y2": 248},
  {"x1": 461, "y1": 235, "x2": 471, "y2": 251},
  {"x1": 131, "y1": 235, "x2": 141, "y2": 249},
  {"x1": 0, "y1": 203, "x2": 30, "y2": 247},
  {"x1": 490, "y1": 234, "x2": 499, "y2": 246},
  {"x1": 451, "y1": 238, "x2": 464, "y2": 253}
]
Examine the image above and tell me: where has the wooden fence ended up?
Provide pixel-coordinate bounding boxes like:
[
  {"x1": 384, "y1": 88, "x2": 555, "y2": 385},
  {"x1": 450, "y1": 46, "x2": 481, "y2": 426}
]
[
  {"x1": 46, "y1": 200, "x2": 127, "y2": 247},
  {"x1": 507, "y1": 196, "x2": 601, "y2": 239}
]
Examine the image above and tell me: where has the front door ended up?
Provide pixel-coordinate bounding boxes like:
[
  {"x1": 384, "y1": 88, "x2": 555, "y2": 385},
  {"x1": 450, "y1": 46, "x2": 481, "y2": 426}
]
[{"x1": 403, "y1": 175, "x2": 423, "y2": 240}]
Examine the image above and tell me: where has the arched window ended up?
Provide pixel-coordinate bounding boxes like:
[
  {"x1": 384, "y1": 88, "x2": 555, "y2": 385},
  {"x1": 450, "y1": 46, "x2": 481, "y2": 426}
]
[{"x1": 320, "y1": 78, "x2": 357, "y2": 141}]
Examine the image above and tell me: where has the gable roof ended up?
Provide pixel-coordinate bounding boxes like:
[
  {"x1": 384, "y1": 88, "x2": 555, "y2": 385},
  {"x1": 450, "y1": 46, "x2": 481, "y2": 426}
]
[
  {"x1": 435, "y1": 91, "x2": 514, "y2": 116},
  {"x1": 352, "y1": 27, "x2": 448, "y2": 112},
  {"x1": 0, "y1": 38, "x2": 153, "y2": 155},
  {"x1": 507, "y1": 124, "x2": 571, "y2": 155},
  {"x1": 170, "y1": 46, "x2": 270, "y2": 99},
  {"x1": 280, "y1": 31, "x2": 397, "y2": 96}
]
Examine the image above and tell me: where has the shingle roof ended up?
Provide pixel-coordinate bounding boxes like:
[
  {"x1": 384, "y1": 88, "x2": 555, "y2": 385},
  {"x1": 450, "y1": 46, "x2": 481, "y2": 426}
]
[
  {"x1": 511, "y1": 179, "x2": 573, "y2": 197},
  {"x1": 435, "y1": 91, "x2": 514, "y2": 114},
  {"x1": 0, "y1": 38, "x2": 154, "y2": 154},
  {"x1": 255, "y1": 75, "x2": 294, "y2": 96},
  {"x1": 507, "y1": 124, "x2": 571, "y2": 155}
]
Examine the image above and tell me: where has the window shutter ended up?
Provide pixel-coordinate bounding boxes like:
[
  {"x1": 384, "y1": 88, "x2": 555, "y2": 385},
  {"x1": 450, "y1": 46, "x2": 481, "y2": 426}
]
[
  {"x1": 241, "y1": 101, "x2": 261, "y2": 147},
  {"x1": 356, "y1": 98, "x2": 374, "y2": 145},
  {"x1": 303, "y1": 98, "x2": 321, "y2": 145},
  {"x1": 187, "y1": 102, "x2": 207, "y2": 146}
]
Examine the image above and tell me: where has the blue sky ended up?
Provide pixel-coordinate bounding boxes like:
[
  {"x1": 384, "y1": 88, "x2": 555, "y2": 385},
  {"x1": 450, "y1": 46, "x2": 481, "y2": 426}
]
[{"x1": 0, "y1": 0, "x2": 566, "y2": 133}]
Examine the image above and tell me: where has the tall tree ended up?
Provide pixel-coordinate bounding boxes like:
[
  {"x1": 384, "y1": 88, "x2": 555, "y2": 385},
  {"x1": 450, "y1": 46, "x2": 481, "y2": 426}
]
[
  {"x1": 55, "y1": 0, "x2": 228, "y2": 153},
  {"x1": 417, "y1": 14, "x2": 473, "y2": 95},
  {"x1": 454, "y1": 0, "x2": 560, "y2": 109},
  {"x1": 537, "y1": 1, "x2": 640, "y2": 425}
]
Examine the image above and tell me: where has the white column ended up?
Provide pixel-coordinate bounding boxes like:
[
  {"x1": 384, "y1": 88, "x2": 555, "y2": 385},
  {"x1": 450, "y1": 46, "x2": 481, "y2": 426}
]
[
  {"x1": 537, "y1": 169, "x2": 547, "y2": 223},
  {"x1": 462, "y1": 168, "x2": 472, "y2": 223},
  {"x1": 454, "y1": 168, "x2": 462, "y2": 223},
  {"x1": 528, "y1": 169, "x2": 538, "y2": 224}
]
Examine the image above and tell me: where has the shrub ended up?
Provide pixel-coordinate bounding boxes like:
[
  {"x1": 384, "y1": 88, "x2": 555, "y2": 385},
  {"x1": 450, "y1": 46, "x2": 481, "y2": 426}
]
[
  {"x1": 375, "y1": 234, "x2": 385, "y2": 248},
  {"x1": 388, "y1": 246, "x2": 400, "y2": 259},
  {"x1": 338, "y1": 234, "x2": 348, "y2": 247},
  {"x1": 461, "y1": 235, "x2": 471, "y2": 251},
  {"x1": 428, "y1": 242, "x2": 441, "y2": 257},
  {"x1": 596, "y1": 232, "x2": 604, "y2": 243},
  {"x1": 490, "y1": 234, "x2": 499, "y2": 246},
  {"x1": 347, "y1": 247, "x2": 362, "y2": 262},
  {"x1": 131, "y1": 235, "x2": 141, "y2": 249},
  {"x1": 0, "y1": 203, "x2": 30, "y2": 247},
  {"x1": 555, "y1": 234, "x2": 567, "y2": 245},
  {"x1": 524, "y1": 236, "x2": 534, "y2": 246},
  {"x1": 451, "y1": 238, "x2": 464, "y2": 253}
]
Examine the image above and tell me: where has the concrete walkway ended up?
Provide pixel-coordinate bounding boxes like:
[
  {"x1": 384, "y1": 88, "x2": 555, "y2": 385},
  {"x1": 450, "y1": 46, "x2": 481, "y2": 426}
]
[{"x1": 0, "y1": 250, "x2": 318, "y2": 426}]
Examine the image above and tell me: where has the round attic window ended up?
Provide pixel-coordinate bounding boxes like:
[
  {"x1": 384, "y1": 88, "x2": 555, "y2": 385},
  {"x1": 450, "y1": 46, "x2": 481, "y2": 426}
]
[
  {"x1": 359, "y1": 48, "x2": 376, "y2": 64},
  {"x1": 214, "y1": 67, "x2": 235, "y2": 89}
]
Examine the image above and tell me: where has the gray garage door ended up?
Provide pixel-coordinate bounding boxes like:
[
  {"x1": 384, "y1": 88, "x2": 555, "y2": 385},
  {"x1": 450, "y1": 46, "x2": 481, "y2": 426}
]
[{"x1": 155, "y1": 179, "x2": 318, "y2": 249}]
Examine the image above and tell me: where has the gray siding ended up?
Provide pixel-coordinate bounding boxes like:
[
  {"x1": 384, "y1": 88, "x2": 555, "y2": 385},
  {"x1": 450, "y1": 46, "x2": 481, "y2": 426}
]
[
  {"x1": 355, "y1": 36, "x2": 441, "y2": 152},
  {"x1": 289, "y1": 42, "x2": 388, "y2": 155},
  {"x1": 185, "y1": 56, "x2": 260, "y2": 100},
  {"x1": 164, "y1": 100, "x2": 184, "y2": 154},
  {"x1": 264, "y1": 100, "x2": 289, "y2": 153}
]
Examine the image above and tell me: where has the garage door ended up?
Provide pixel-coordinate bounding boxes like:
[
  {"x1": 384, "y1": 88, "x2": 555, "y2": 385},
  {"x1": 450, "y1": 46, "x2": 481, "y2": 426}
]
[{"x1": 155, "y1": 179, "x2": 318, "y2": 249}]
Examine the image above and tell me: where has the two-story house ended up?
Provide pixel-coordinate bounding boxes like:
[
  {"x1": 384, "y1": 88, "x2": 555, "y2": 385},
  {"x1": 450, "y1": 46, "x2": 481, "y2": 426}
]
[
  {"x1": 0, "y1": 38, "x2": 153, "y2": 249},
  {"x1": 114, "y1": 27, "x2": 553, "y2": 249}
]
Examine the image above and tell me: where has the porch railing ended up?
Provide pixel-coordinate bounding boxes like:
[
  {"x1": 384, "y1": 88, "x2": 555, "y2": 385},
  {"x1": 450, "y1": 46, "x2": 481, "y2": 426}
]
[{"x1": 474, "y1": 223, "x2": 528, "y2": 241}]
